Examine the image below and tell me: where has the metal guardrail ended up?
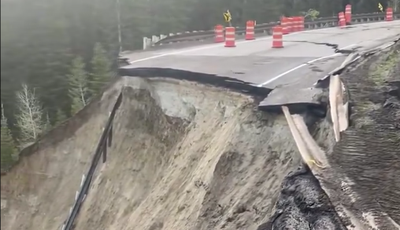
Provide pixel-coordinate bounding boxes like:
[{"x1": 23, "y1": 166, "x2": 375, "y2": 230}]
[
  {"x1": 61, "y1": 92, "x2": 123, "y2": 230},
  {"x1": 152, "y1": 12, "x2": 399, "y2": 46}
]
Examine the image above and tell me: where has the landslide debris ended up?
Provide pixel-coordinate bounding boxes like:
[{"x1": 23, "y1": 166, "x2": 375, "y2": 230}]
[
  {"x1": 2, "y1": 43, "x2": 398, "y2": 230},
  {"x1": 327, "y1": 42, "x2": 400, "y2": 229},
  {"x1": 261, "y1": 42, "x2": 400, "y2": 230},
  {"x1": 2, "y1": 77, "x2": 305, "y2": 230}
]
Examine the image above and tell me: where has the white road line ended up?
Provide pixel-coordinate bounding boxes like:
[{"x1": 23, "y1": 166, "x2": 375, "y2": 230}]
[
  {"x1": 128, "y1": 36, "x2": 274, "y2": 64},
  {"x1": 128, "y1": 27, "x2": 356, "y2": 64},
  {"x1": 130, "y1": 20, "x2": 399, "y2": 65},
  {"x1": 257, "y1": 44, "x2": 357, "y2": 87},
  {"x1": 127, "y1": 21, "x2": 395, "y2": 64}
]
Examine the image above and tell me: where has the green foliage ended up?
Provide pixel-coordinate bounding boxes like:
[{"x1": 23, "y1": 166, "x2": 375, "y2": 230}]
[
  {"x1": 68, "y1": 56, "x2": 89, "y2": 114},
  {"x1": 55, "y1": 109, "x2": 68, "y2": 126},
  {"x1": 370, "y1": 49, "x2": 399, "y2": 85},
  {"x1": 89, "y1": 43, "x2": 112, "y2": 96},
  {"x1": 303, "y1": 9, "x2": 320, "y2": 20},
  {"x1": 1, "y1": 103, "x2": 17, "y2": 172}
]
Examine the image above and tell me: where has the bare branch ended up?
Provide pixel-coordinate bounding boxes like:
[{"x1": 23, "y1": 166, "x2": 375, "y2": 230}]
[
  {"x1": 15, "y1": 84, "x2": 45, "y2": 144},
  {"x1": 1, "y1": 103, "x2": 7, "y2": 127}
]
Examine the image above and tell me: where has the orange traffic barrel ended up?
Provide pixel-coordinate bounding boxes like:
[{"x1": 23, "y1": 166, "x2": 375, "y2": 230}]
[
  {"x1": 294, "y1": 16, "x2": 302, "y2": 32},
  {"x1": 386, "y1": 8, "x2": 393, "y2": 21},
  {"x1": 272, "y1": 26, "x2": 283, "y2": 48},
  {"x1": 281, "y1": 17, "x2": 289, "y2": 34},
  {"x1": 225, "y1": 27, "x2": 236, "y2": 47},
  {"x1": 345, "y1": 4, "x2": 352, "y2": 24},
  {"x1": 214, "y1": 25, "x2": 224, "y2": 43},
  {"x1": 287, "y1": 17, "x2": 294, "y2": 33},
  {"x1": 338, "y1": 12, "x2": 346, "y2": 28},
  {"x1": 245, "y1": 20, "x2": 255, "y2": 40},
  {"x1": 299, "y1": 16, "x2": 305, "y2": 31}
]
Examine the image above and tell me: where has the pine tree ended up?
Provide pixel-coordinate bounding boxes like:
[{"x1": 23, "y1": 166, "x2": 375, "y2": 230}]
[
  {"x1": 68, "y1": 56, "x2": 89, "y2": 114},
  {"x1": 1, "y1": 103, "x2": 17, "y2": 172},
  {"x1": 89, "y1": 43, "x2": 112, "y2": 97},
  {"x1": 43, "y1": 113, "x2": 52, "y2": 132},
  {"x1": 16, "y1": 84, "x2": 46, "y2": 145},
  {"x1": 55, "y1": 109, "x2": 68, "y2": 125}
]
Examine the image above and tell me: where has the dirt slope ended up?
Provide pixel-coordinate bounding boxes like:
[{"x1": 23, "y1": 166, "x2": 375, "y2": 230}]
[
  {"x1": 2, "y1": 44, "x2": 398, "y2": 230},
  {"x1": 0, "y1": 81, "x2": 123, "y2": 230},
  {"x1": 2, "y1": 77, "x2": 303, "y2": 230}
]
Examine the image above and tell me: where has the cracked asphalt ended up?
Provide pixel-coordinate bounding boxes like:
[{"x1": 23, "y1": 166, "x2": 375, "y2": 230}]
[{"x1": 121, "y1": 20, "x2": 400, "y2": 88}]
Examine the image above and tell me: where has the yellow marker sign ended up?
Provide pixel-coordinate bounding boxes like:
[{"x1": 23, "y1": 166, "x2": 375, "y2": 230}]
[
  {"x1": 223, "y1": 10, "x2": 232, "y2": 22},
  {"x1": 378, "y1": 3, "x2": 383, "y2": 12}
]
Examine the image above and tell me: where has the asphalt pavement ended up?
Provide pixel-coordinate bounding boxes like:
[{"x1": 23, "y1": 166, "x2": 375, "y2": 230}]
[{"x1": 121, "y1": 21, "x2": 400, "y2": 88}]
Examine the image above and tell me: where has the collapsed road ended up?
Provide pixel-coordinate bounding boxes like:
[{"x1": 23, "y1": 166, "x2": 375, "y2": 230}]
[{"x1": 0, "y1": 21, "x2": 399, "y2": 230}]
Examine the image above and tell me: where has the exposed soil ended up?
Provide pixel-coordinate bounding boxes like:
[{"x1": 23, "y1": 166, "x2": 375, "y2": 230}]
[
  {"x1": 1, "y1": 77, "x2": 304, "y2": 230},
  {"x1": 1, "y1": 44, "x2": 398, "y2": 230}
]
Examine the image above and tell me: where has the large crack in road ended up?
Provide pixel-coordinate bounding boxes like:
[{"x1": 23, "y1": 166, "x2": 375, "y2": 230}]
[{"x1": 283, "y1": 40, "x2": 357, "y2": 54}]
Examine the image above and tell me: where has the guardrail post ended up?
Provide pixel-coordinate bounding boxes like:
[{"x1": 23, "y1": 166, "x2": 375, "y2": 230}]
[
  {"x1": 142, "y1": 37, "x2": 148, "y2": 50},
  {"x1": 102, "y1": 141, "x2": 107, "y2": 163},
  {"x1": 108, "y1": 124, "x2": 113, "y2": 147}
]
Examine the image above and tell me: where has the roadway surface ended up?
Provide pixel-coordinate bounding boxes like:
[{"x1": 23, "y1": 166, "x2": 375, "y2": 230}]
[{"x1": 121, "y1": 21, "x2": 400, "y2": 89}]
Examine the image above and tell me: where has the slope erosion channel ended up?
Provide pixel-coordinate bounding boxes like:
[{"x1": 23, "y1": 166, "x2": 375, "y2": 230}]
[{"x1": 1, "y1": 42, "x2": 399, "y2": 230}]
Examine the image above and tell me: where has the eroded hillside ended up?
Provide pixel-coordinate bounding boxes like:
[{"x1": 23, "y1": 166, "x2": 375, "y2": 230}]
[
  {"x1": 1, "y1": 77, "x2": 307, "y2": 230},
  {"x1": 1, "y1": 43, "x2": 399, "y2": 230}
]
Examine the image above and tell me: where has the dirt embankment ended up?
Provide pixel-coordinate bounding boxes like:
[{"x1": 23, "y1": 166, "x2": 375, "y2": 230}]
[
  {"x1": 0, "y1": 80, "x2": 123, "y2": 230},
  {"x1": 2, "y1": 77, "x2": 304, "y2": 230}
]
